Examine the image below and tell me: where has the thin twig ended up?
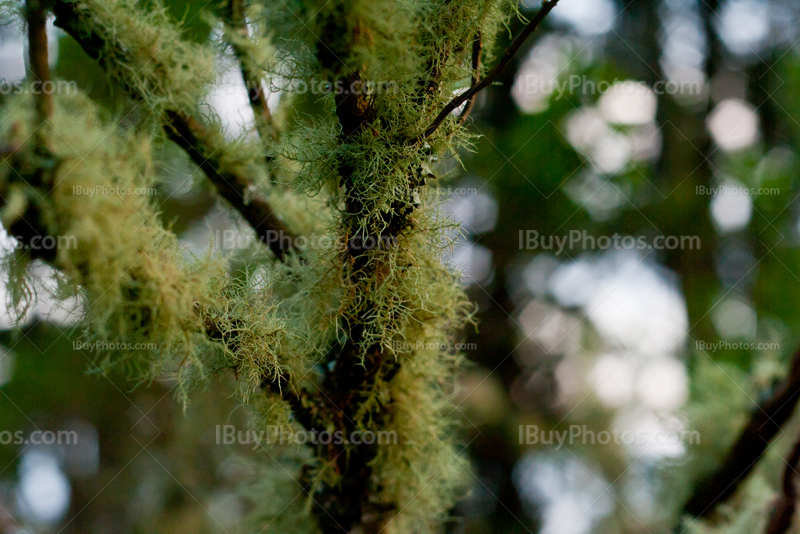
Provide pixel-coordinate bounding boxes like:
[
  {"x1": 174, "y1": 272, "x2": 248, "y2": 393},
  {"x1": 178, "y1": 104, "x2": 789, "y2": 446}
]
[
  {"x1": 422, "y1": 0, "x2": 559, "y2": 139},
  {"x1": 765, "y1": 432, "x2": 800, "y2": 534},
  {"x1": 684, "y1": 345, "x2": 800, "y2": 518},
  {"x1": 459, "y1": 32, "x2": 483, "y2": 126}
]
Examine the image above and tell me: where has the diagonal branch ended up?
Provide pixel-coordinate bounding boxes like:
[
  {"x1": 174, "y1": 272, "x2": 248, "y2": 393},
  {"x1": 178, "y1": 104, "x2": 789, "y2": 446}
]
[
  {"x1": 765, "y1": 431, "x2": 800, "y2": 534},
  {"x1": 51, "y1": 0, "x2": 298, "y2": 259},
  {"x1": 684, "y1": 345, "x2": 800, "y2": 518},
  {"x1": 163, "y1": 111, "x2": 295, "y2": 259},
  {"x1": 422, "y1": 0, "x2": 559, "y2": 139}
]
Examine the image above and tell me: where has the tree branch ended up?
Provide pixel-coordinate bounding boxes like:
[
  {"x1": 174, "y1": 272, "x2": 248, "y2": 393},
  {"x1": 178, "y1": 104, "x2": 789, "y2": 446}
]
[
  {"x1": 224, "y1": 0, "x2": 277, "y2": 148},
  {"x1": 765, "y1": 431, "x2": 800, "y2": 534},
  {"x1": 25, "y1": 0, "x2": 52, "y2": 125},
  {"x1": 163, "y1": 111, "x2": 296, "y2": 259},
  {"x1": 684, "y1": 346, "x2": 800, "y2": 517},
  {"x1": 51, "y1": 0, "x2": 298, "y2": 259},
  {"x1": 459, "y1": 31, "x2": 483, "y2": 126},
  {"x1": 422, "y1": 0, "x2": 559, "y2": 139}
]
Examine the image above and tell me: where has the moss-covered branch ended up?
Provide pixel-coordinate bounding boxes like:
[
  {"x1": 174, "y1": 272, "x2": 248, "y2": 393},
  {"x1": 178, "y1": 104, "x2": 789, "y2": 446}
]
[
  {"x1": 291, "y1": 1, "x2": 488, "y2": 530},
  {"x1": 51, "y1": 0, "x2": 298, "y2": 259},
  {"x1": 684, "y1": 345, "x2": 800, "y2": 517},
  {"x1": 2, "y1": 2, "x2": 560, "y2": 533},
  {"x1": 0, "y1": 92, "x2": 299, "y2": 411},
  {"x1": 764, "y1": 431, "x2": 800, "y2": 534},
  {"x1": 162, "y1": 111, "x2": 295, "y2": 259},
  {"x1": 223, "y1": 0, "x2": 277, "y2": 148}
]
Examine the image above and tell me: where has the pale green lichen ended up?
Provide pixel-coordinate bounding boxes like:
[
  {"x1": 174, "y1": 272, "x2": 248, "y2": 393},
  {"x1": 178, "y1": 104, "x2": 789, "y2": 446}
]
[
  {"x1": 59, "y1": 0, "x2": 216, "y2": 115},
  {"x1": 0, "y1": 93, "x2": 291, "y2": 410},
  {"x1": 1, "y1": 94, "x2": 218, "y2": 374},
  {"x1": 1, "y1": 0, "x2": 536, "y2": 531}
]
